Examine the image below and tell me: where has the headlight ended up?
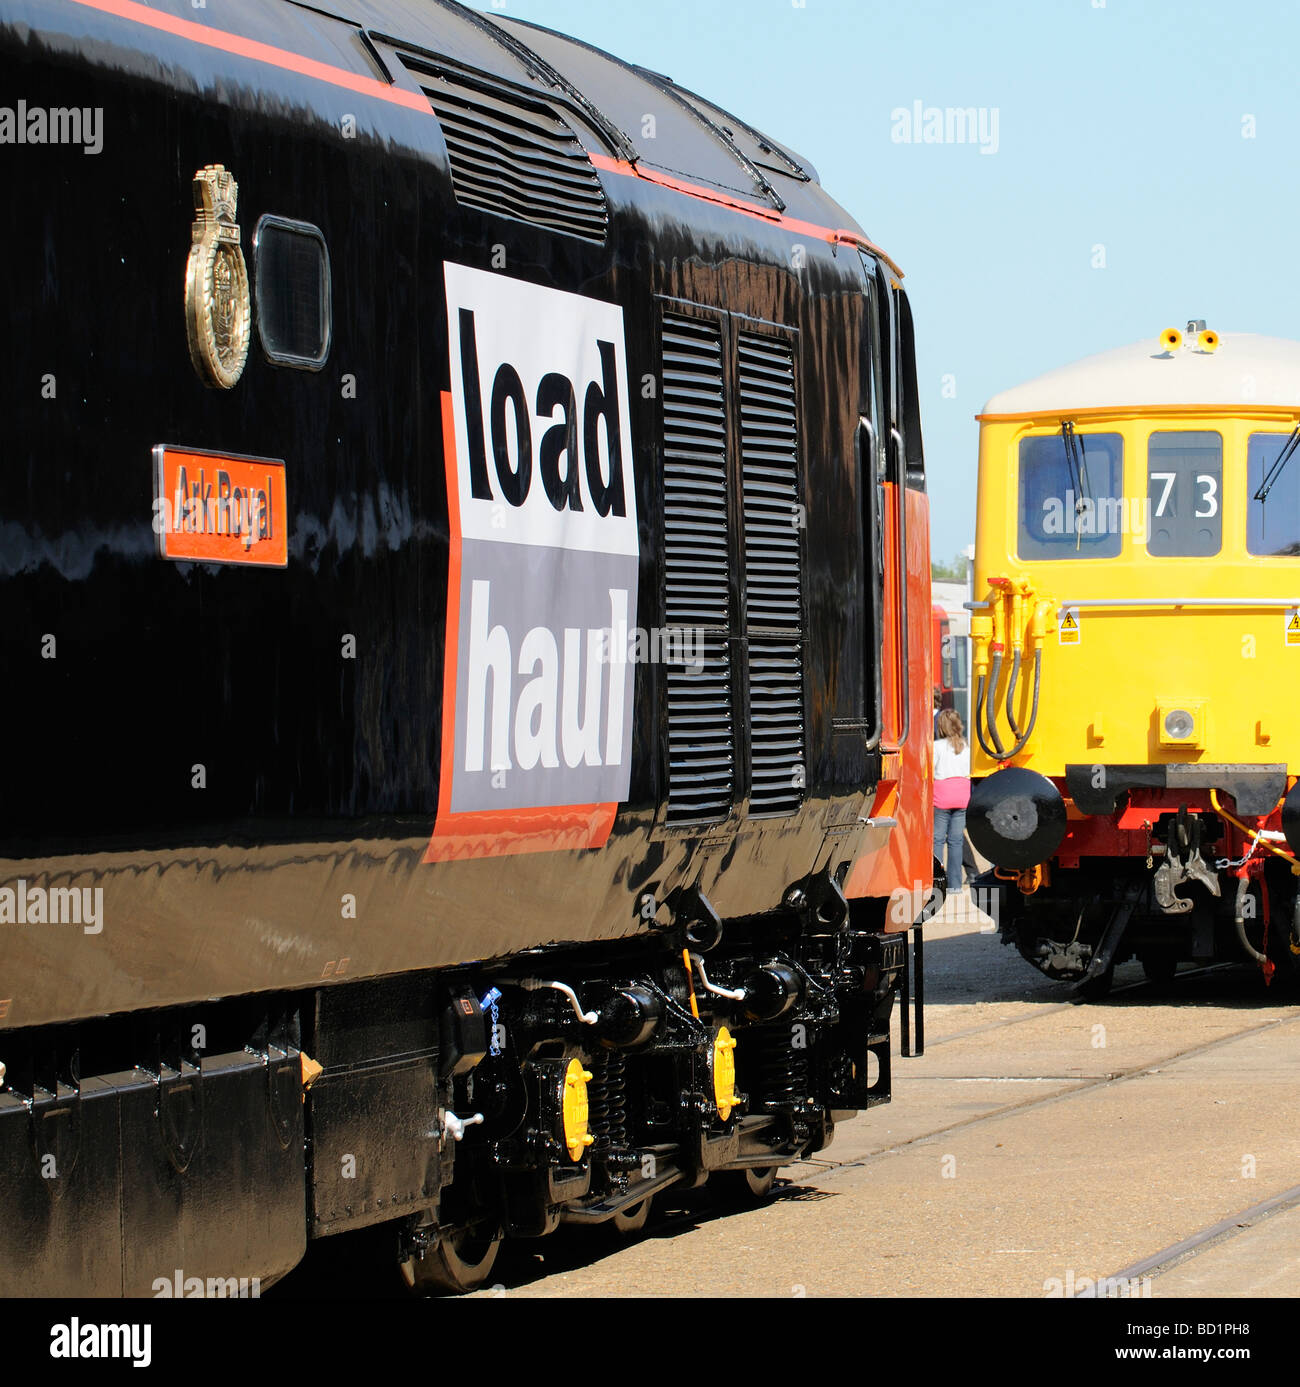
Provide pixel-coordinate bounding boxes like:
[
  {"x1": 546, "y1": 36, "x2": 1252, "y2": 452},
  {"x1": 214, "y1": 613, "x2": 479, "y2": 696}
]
[{"x1": 1163, "y1": 709, "x2": 1195, "y2": 740}]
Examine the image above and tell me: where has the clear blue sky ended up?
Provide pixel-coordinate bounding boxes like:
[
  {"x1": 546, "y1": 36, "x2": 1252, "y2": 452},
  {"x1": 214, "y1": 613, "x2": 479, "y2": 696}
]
[{"x1": 475, "y1": 0, "x2": 1300, "y2": 564}]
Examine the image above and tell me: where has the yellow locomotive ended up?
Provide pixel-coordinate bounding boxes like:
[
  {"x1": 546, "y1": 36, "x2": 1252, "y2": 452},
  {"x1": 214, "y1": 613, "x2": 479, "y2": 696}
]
[{"x1": 968, "y1": 322, "x2": 1300, "y2": 994}]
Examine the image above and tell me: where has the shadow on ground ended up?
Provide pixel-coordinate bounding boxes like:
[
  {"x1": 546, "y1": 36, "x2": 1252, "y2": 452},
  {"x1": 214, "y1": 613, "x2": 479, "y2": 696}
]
[{"x1": 268, "y1": 1177, "x2": 834, "y2": 1300}]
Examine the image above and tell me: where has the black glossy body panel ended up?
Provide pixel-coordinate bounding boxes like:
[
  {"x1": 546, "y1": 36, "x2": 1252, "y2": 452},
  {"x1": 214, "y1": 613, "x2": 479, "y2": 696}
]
[
  {"x1": 0, "y1": 0, "x2": 932, "y2": 1296},
  {"x1": 1, "y1": 0, "x2": 907, "y2": 1028}
]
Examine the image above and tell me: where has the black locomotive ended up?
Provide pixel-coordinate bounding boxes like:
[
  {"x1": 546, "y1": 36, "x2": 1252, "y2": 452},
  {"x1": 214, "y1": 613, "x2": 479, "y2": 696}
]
[{"x1": 0, "y1": 0, "x2": 929, "y2": 1294}]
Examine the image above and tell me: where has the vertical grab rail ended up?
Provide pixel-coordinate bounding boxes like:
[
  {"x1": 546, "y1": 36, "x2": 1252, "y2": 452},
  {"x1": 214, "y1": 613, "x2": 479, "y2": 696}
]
[
  {"x1": 860, "y1": 416, "x2": 884, "y2": 752},
  {"x1": 899, "y1": 938, "x2": 910, "y2": 1057},
  {"x1": 899, "y1": 905, "x2": 928, "y2": 1059},
  {"x1": 882, "y1": 427, "x2": 910, "y2": 752}
]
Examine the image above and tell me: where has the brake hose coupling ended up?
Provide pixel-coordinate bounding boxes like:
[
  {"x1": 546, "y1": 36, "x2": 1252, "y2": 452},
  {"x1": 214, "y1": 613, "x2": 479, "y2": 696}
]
[
  {"x1": 971, "y1": 610, "x2": 991, "y2": 672},
  {"x1": 442, "y1": 1110, "x2": 485, "y2": 1142},
  {"x1": 1028, "y1": 598, "x2": 1056, "y2": 646},
  {"x1": 518, "y1": 978, "x2": 600, "y2": 1025}
]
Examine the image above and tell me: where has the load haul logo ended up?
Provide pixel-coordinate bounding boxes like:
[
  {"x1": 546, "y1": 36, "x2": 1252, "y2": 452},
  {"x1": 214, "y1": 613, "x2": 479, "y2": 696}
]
[{"x1": 426, "y1": 263, "x2": 639, "y2": 860}]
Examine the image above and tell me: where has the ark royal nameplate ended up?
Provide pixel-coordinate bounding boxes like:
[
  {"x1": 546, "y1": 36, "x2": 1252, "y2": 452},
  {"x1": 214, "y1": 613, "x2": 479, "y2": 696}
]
[{"x1": 153, "y1": 445, "x2": 288, "y2": 567}]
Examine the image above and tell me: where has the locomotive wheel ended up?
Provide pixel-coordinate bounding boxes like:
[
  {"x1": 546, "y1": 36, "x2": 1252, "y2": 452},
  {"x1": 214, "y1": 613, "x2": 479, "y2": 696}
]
[
  {"x1": 400, "y1": 1220, "x2": 502, "y2": 1296},
  {"x1": 611, "y1": 1195, "x2": 654, "y2": 1236},
  {"x1": 716, "y1": 1165, "x2": 778, "y2": 1205}
]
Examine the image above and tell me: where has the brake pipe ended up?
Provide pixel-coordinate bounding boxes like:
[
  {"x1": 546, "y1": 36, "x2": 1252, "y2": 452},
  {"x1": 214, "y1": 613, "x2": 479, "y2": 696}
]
[
  {"x1": 1209, "y1": 791, "x2": 1300, "y2": 872},
  {"x1": 1210, "y1": 789, "x2": 1296, "y2": 980},
  {"x1": 970, "y1": 605, "x2": 997, "y2": 759},
  {"x1": 971, "y1": 578, "x2": 1053, "y2": 761},
  {"x1": 1000, "y1": 597, "x2": 1054, "y2": 758},
  {"x1": 985, "y1": 650, "x2": 1006, "y2": 756},
  {"x1": 973, "y1": 674, "x2": 998, "y2": 759},
  {"x1": 985, "y1": 579, "x2": 1009, "y2": 756},
  {"x1": 518, "y1": 977, "x2": 600, "y2": 1025},
  {"x1": 1233, "y1": 874, "x2": 1271, "y2": 970},
  {"x1": 693, "y1": 955, "x2": 747, "y2": 1002},
  {"x1": 1004, "y1": 581, "x2": 1026, "y2": 740}
]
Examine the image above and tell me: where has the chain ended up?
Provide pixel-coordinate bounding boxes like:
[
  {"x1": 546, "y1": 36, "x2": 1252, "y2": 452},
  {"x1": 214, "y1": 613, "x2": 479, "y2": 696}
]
[{"x1": 1213, "y1": 822, "x2": 1270, "y2": 872}]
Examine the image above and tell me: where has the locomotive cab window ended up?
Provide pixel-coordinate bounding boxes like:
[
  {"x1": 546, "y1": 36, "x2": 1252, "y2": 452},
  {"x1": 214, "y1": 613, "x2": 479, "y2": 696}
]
[
  {"x1": 1017, "y1": 431, "x2": 1123, "y2": 559},
  {"x1": 254, "y1": 216, "x2": 331, "y2": 369},
  {"x1": 1247, "y1": 431, "x2": 1300, "y2": 556},
  {"x1": 1146, "y1": 431, "x2": 1222, "y2": 557}
]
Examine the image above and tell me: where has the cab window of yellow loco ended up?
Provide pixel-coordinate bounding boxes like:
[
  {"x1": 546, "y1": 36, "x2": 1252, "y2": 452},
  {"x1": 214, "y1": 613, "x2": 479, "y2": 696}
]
[
  {"x1": 1016, "y1": 432, "x2": 1123, "y2": 559},
  {"x1": 1247, "y1": 433, "x2": 1300, "y2": 556},
  {"x1": 1146, "y1": 431, "x2": 1222, "y2": 557}
]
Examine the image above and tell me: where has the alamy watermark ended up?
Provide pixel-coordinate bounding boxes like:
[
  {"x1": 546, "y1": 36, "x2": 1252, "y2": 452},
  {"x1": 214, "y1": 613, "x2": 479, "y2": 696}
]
[
  {"x1": 153, "y1": 1269, "x2": 262, "y2": 1298},
  {"x1": 49, "y1": 1320, "x2": 150, "y2": 1367},
  {"x1": 0, "y1": 102, "x2": 102, "y2": 155},
  {"x1": 0, "y1": 880, "x2": 102, "y2": 934},
  {"x1": 889, "y1": 880, "x2": 1000, "y2": 930},
  {"x1": 890, "y1": 101, "x2": 999, "y2": 155},
  {"x1": 1041, "y1": 491, "x2": 1150, "y2": 539},
  {"x1": 1044, "y1": 1269, "x2": 1153, "y2": 1298}
]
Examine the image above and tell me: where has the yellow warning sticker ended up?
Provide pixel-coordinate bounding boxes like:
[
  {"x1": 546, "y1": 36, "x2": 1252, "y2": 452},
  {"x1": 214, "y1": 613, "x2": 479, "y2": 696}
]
[
  {"x1": 1058, "y1": 608, "x2": 1081, "y2": 645},
  {"x1": 1286, "y1": 611, "x2": 1300, "y2": 646}
]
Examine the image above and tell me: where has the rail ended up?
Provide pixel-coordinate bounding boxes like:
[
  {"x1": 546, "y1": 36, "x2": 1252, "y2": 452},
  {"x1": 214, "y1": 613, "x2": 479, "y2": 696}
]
[{"x1": 1054, "y1": 598, "x2": 1300, "y2": 611}]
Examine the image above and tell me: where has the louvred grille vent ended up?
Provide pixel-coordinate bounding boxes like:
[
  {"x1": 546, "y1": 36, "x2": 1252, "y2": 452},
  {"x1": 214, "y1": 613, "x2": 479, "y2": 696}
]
[
  {"x1": 738, "y1": 333, "x2": 805, "y2": 816},
  {"x1": 661, "y1": 313, "x2": 733, "y2": 822},
  {"x1": 419, "y1": 73, "x2": 608, "y2": 243}
]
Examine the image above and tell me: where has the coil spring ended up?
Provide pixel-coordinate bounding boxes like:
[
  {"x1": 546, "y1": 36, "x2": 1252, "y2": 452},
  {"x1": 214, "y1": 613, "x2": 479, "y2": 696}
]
[
  {"x1": 587, "y1": 1049, "x2": 628, "y2": 1152},
  {"x1": 753, "y1": 1027, "x2": 809, "y2": 1110}
]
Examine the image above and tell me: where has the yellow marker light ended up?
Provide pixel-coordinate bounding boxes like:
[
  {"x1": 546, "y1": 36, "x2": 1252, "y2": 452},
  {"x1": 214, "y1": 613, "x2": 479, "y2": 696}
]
[
  {"x1": 561, "y1": 1058, "x2": 595, "y2": 1162},
  {"x1": 1198, "y1": 328, "x2": 1219, "y2": 352},
  {"x1": 712, "y1": 1026, "x2": 739, "y2": 1121},
  {"x1": 1160, "y1": 327, "x2": 1183, "y2": 352}
]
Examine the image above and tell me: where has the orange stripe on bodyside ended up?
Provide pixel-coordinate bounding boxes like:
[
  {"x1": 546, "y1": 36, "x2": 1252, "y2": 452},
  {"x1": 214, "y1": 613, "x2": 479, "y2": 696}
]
[
  {"x1": 66, "y1": 0, "x2": 432, "y2": 112},
  {"x1": 65, "y1": 0, "x2": 902, "y2": 275},
  {"x1": 974, "y1": 403, "x2": 1295, "y2": 424},
  {"x1": 435, "y1": 390, "x2": 462, "y2": 832},
  {"x1": 587, "y1": 153, "x2": 904, "y2": 274},
  {"x1": 423, "y1": 803, "x2": 618, "y2": 862}
]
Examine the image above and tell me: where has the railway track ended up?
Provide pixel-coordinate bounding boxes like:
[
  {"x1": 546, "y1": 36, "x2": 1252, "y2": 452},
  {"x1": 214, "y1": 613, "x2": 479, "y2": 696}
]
[
  {"x1": 919, "y1": 960, "x2": 1240, "y2": 1051},
  {"x1": 1092, "y1": 1179, "x2": 1300, "y2": 1295},
  {"x1": 268, "y1": 918, "x2": 1299, "y2": 1298},
  {"x1": 464, "y1": 927, "x2": 1300, "y2": 1298},
  {"x1": 803, "y1": 1004, "x2": 1293, "y2": 1187}
]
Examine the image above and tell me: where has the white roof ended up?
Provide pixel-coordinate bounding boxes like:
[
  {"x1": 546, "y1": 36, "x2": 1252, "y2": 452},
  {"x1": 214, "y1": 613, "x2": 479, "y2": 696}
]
[{"x1": 980, "y1": 332, "x2": 1300, "y2": 416}]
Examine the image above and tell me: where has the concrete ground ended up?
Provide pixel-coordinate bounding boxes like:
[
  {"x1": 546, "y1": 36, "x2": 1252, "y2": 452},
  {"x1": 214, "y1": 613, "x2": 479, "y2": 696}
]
[{"x1": 469, "y1": 896, "x2": 1300, "y2": 1299}]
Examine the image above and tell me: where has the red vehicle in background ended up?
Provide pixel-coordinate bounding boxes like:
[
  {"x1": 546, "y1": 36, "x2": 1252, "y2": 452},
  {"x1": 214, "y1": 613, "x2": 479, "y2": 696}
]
[{"x1": 931, "y1": 598, "x2": 970, "y2": 727}]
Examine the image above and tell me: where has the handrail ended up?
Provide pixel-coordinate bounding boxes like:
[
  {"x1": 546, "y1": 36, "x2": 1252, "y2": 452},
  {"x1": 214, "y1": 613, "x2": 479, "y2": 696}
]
[
  {"x1": 882, "y1": 427, "x2": 910, "y2": 751},
  {"x1": 859, "y1": 416, "x2": 883, "y2": 752},
  {"x1": 1057, "y1": 598, "x2": 1300, "y2": 611}
]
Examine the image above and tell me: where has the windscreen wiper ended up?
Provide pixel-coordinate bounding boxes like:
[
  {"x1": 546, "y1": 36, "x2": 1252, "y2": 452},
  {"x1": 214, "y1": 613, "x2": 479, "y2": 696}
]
[
  {"x1": 1254, "y1": 424, "x2": 1300, "y2": 503},
  {"x1": 1061, "y1": 420, "x2": 1091, "y2": 547}
]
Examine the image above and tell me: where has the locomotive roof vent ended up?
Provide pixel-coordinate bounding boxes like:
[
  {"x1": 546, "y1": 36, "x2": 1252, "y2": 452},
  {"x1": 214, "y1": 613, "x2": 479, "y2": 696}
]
[{"x1": 411, "y1": 64, "x2": 609, "y2": 244}]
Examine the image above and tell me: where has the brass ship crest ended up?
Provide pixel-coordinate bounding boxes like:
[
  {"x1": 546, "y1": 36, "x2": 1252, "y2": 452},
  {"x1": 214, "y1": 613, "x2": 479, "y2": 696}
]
[{"x1": 184, "y1": 164, "x2": 251, "y2": 389}]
